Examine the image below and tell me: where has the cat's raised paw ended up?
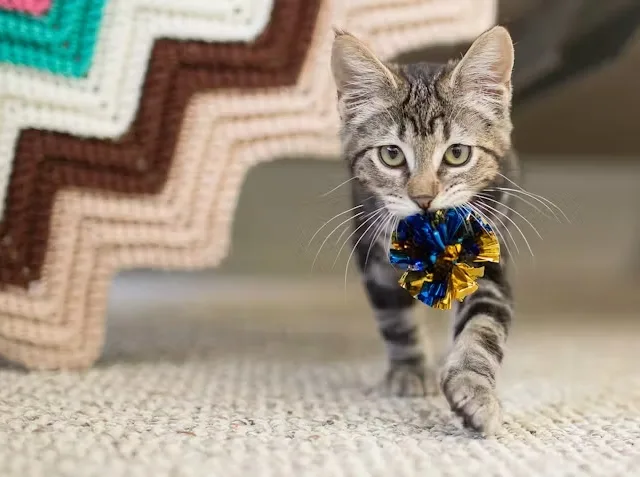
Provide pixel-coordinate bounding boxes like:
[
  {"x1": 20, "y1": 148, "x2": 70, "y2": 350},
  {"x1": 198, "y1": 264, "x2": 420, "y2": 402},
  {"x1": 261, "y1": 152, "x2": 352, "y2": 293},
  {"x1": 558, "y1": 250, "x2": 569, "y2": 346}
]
[{"x1": 441, "y1": 370, "x2": 503, "y2": 435}]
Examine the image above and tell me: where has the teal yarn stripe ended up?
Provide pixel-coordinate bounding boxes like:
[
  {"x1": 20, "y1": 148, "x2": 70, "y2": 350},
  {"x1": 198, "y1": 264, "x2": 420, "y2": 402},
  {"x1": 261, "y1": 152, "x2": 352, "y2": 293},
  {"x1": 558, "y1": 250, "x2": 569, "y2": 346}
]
[{"x1": 0, "y1": 0, "x2": 106, "y2": 77}]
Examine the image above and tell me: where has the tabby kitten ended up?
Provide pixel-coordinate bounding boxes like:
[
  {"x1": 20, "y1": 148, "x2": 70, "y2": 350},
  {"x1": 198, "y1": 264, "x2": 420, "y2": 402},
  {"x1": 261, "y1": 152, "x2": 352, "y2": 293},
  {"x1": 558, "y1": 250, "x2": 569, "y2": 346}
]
[{"x1": 330, "y1": 26, "x2": 518, "y2": 435}]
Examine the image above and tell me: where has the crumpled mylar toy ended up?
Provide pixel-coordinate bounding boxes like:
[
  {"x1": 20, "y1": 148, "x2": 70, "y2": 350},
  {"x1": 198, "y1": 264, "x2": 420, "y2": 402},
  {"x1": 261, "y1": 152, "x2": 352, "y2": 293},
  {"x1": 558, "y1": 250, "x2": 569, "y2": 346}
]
[{"x1": 389, "y1": 206, "x2": 500, "y2": 310}]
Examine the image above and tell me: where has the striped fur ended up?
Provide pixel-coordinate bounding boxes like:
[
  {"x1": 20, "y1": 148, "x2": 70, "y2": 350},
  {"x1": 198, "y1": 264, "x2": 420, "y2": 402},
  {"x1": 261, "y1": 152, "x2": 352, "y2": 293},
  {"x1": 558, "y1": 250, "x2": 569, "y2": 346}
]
[{"x1": 332, "y1": 27, "x2": 518, "y2": 434}]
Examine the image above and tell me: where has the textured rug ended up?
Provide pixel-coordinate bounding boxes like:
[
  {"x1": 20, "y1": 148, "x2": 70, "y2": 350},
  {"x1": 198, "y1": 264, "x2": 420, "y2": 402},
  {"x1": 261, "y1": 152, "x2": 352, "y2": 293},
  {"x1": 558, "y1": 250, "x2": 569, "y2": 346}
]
[
  {"x1": 0, "y1": 0, "x2": 497, "y2": 370},
  {"x1": 0, "y1": 278, "x2": 638, "y2": 476}
]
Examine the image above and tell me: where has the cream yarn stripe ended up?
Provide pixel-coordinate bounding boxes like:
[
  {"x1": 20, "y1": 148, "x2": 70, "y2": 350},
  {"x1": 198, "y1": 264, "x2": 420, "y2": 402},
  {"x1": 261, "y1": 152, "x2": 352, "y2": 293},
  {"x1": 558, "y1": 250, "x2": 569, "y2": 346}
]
[
  {"x1": 0, "y1": 0, "x2": 275, "y2": 218},
  {"x1": 0, "y1": 0, "x2": 498, "y2": 368}
]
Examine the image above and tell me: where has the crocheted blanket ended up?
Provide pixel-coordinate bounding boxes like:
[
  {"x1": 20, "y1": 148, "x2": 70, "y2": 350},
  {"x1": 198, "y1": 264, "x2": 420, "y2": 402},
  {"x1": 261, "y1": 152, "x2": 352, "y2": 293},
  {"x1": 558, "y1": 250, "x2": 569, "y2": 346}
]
[
  {"x1": 0, "y1": 0, "x2": 50, "y2": 16},
  {"x1": 0, "y1": 0, "x2": 497, "y2": 369}
]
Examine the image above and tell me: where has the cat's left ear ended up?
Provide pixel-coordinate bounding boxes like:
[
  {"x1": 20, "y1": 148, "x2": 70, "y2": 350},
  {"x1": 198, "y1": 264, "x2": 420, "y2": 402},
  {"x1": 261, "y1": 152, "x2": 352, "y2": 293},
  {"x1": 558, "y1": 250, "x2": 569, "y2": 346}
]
[{"x1": 450, "y1": 26, "x2": 514, "y2": 108}]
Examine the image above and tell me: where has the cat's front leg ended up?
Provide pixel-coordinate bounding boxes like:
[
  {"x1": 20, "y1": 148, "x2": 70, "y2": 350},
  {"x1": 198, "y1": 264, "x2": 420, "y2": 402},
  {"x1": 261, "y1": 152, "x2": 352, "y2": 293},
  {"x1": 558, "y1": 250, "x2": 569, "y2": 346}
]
[
  {"x1": 440, "y1": 262, "x2": 512, "y2": 435},
  {"x1": 360, "y1": 255, "x2": 438, "y2": 397}
]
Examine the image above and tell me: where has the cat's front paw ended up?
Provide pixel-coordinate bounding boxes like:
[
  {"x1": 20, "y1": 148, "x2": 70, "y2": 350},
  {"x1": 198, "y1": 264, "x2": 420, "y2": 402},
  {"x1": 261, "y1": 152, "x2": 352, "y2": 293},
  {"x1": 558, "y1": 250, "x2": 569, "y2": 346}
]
[
  {"x1": 441, "y1": 370, "x2": 503, "y2": 435},
  {"x1": 370, "y1": 360, "x2": 438, "y2": 397}
]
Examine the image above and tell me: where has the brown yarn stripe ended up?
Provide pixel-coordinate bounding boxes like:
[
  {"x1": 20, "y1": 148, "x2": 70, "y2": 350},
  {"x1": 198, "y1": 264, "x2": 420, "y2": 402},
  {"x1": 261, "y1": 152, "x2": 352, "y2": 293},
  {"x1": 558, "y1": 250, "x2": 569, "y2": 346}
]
[{"x1": 0, "y1": 0, "x2": 322, "y2": 288}]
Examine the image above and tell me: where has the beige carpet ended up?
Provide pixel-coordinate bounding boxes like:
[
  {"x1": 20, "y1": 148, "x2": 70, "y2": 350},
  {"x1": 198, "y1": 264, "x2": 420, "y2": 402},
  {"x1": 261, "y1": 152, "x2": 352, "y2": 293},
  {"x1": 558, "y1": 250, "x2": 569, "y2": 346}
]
[{"x1": 0, "y1": 276, "x2": 638, "y2": 477}]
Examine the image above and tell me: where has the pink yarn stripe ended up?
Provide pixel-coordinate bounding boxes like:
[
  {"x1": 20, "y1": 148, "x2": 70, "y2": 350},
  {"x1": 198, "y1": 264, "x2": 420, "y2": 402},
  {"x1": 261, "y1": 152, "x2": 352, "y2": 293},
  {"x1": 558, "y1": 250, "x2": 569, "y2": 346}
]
[{"x1": 0, "y1": 0, "x2": 51, "y2": 16}]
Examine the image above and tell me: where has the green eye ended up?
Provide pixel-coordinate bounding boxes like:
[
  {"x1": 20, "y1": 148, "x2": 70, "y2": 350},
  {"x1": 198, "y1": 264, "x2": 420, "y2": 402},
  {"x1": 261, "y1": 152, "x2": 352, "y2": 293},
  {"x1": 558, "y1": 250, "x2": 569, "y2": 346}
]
[
  {"x1": 443, "y1": 144, "x2": 472, "y2": 166},
  {"x1": 378, "y1": 145, "x2": 406, "y2": 168}
]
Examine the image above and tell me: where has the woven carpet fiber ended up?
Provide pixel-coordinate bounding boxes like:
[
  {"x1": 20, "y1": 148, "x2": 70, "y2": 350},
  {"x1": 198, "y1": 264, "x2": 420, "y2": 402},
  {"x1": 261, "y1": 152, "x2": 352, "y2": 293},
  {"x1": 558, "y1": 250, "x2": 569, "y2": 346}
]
[{"x1": 0, "y1": 277, "x2": 638, "y2": 477}]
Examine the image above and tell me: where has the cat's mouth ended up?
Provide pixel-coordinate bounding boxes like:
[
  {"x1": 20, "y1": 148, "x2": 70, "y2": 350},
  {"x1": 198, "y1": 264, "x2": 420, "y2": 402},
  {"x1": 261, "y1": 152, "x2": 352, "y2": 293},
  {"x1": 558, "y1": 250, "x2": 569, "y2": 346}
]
[{"x1": 382, "y1": 196, "x2": 422, "y2": 219}]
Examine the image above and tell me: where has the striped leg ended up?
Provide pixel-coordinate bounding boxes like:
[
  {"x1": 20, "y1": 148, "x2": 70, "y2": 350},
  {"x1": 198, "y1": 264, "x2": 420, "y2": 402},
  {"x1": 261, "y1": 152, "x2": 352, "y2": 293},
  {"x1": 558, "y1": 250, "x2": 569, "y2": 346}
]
[
  {"x1": 359, "y1": 255, "x2": 437, "y2": 397},
  {"x1": 440, "y1": 262, "x2": 512, "y2": 434},
  {"x1": 350, "y1": 181, "x2": 437, "y2": 396}
]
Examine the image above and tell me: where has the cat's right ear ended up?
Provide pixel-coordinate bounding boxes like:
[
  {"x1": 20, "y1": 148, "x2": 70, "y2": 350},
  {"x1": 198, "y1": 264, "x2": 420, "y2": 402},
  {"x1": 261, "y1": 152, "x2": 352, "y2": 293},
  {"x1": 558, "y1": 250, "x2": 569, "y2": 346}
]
[{"x1": 331, "y1": 29, "x2": 399, "y2": 105}]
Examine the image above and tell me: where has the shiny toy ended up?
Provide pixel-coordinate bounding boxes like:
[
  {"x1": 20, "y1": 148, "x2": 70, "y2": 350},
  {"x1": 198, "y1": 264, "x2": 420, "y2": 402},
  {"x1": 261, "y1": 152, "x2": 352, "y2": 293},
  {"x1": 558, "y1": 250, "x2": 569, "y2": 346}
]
[{"x1": 389, "y1": 206, "x2": 500, "y2": 310}]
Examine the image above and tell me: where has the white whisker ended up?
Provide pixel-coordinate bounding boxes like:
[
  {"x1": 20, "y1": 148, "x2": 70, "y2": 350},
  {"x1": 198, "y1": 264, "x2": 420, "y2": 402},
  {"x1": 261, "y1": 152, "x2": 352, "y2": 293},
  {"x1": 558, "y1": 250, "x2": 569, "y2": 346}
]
[
  {"x1": 474, "y1": 201, "x2": 535, "y2": 257},
  {"x1": 389, "y1": 217, "x2": 399, "y2": 248},
  {"x1": 344, "y1": 211, "x2": 390, "y2": 291},
  {"x1": 320, "y1": 176, "x2": 357, "y2": 198},
  {"x1": 365, "y1": 213, "x2": 393, "y2": 269},
  {"x1": 467, "y1": 202, "x2": 519, "y2": 263},
  {"x1": 311, "y1": 210, "x2": 365, "y2": 271},
  {"x1": 333, "y1": 208, "x2": 386, "y2": 269},
  {"x1": 333, "y1": 216, "x2": 357, "y2": 249},
  {"x1": 334, "y1": 206, "x2": 381, "y2": 249},
  {"x1": 382, "y1": 216, "x2": 400, "y2": 266},
  {"x1": 453, "y1": 206, "x2": 471, "y2": 233},
  {"x1": 306, "y1": 204, "x2": 363, "y2": 249},
  {"x1": 476, "y1": 195, "x2": 543, "y2": 239},
  {"x1": 469, "y1": 199, "x2": 520, "y2": 257},
  {"x1": 481, "y1": 190, "x2": 558, "y2": 221},
  {"x1": 496, "y1": 172, "x2": 570, "y2": 222},
  {"x1": 493, "y1": 186, "x2": 569, "y2": 223}
]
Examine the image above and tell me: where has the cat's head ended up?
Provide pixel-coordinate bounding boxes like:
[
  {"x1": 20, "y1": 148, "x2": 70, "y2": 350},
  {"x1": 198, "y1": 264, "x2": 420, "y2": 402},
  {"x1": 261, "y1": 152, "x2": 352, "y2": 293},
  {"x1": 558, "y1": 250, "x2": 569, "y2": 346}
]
[{"x1": 331, "y1": 26, "x2": 515, "y2": 218}]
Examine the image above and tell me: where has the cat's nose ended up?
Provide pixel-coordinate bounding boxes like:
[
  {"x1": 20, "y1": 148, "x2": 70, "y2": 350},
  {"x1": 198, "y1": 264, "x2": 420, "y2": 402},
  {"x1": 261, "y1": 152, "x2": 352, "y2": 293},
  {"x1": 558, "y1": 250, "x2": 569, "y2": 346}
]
[{"x1": 411, "y1": 194, "x2": 434, "y2": 211}]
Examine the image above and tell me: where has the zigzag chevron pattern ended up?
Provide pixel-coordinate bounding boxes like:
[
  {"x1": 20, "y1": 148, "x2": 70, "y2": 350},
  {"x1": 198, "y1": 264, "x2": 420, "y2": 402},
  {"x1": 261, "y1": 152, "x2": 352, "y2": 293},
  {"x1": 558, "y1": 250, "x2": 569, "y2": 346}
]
[
  {"x1": 0, "y1": 0, "x2": 275, "y2": 215},
  {"x1": 0, "y1": 0, "x2": 497, "y2": 369}
]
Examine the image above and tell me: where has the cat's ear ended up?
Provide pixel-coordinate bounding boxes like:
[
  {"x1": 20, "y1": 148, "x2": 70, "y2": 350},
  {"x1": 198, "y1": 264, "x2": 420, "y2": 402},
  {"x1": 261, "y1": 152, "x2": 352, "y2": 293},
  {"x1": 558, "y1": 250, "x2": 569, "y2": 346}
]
[
  {"x1": 331, "y1": 29, "x2": 399, "y2": 99},
  {"x1": 450, "y1": 26, "x2": 514, "y2": 108}
]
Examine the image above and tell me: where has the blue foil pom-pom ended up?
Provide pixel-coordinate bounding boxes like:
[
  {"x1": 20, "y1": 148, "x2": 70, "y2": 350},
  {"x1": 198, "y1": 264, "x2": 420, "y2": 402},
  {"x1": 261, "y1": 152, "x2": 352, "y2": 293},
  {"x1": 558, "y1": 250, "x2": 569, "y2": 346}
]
[{"x1": 389, "y1": 206, "x2": 500, "y2": 310}]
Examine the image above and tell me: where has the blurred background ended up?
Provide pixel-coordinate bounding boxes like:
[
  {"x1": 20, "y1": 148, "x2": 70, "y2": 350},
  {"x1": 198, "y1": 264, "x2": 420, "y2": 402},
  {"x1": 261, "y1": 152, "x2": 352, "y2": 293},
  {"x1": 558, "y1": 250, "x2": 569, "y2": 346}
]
[{"x1": 109, "y1": 0, "x2": 640, "y2": 339}]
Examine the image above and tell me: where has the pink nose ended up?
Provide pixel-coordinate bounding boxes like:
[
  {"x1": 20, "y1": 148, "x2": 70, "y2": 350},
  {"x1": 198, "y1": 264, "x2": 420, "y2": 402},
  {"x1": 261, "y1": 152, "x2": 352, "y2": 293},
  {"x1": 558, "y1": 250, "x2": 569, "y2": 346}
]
[{"x1": 411, "y1": 195, "x2": 433, "y2": 210}]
